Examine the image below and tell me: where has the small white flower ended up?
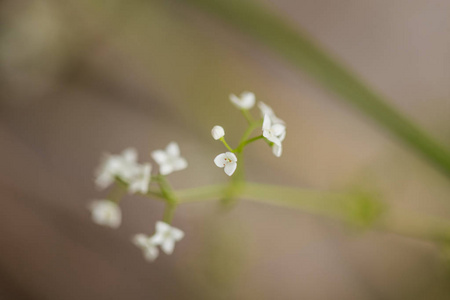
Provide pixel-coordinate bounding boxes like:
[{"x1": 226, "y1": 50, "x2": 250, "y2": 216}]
[
  {"x1": 133, "y1": 234, "x2": 159, "y2": 262},
  {"x1": 95, "y1": 148, "x2": 138, "y2": 189},
  {"x1": 88, "y1": 200, "x2": 122, "y2": 228},
  {"x1": 258, "y1": 101, "x2": 285, "y2": 125},
  {"x1": 128, "y1": 163, "x2": 152, "y2": 194},
  {"x1": 214, "y1": 152, "x2": 238, "y2": 176},
  {"x1": 151, "y1": 142, "x2": 188, "y2": 176},
  {"x1": 262, "y1": 114, "x2": 286, "y2": 148},
  {"x1": 151, "y1": 221, "x2": 185, "y2": 255},
  {"x1": 229, "y1": 91, "x2": 255, "y2": 110},
  {"x1": 211, "y1": 125, "x2": 225, "y2": 140}
]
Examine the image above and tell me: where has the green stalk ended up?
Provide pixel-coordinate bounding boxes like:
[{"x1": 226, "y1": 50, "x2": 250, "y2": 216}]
[{"x1": 182, "y1": 0, "x2": 450, "y2": 178}]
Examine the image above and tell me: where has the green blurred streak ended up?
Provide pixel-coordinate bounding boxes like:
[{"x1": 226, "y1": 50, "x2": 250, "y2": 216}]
[{"x1": 182, "y1": 0, "x2": 450, "y2": 178}]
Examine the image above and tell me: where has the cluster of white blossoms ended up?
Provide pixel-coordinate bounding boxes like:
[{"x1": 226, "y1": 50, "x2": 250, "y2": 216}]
[
  {"x1": 213, "y1": 91, "x2": 286, "y2": 176},
  {"x1": 133, "y1": 221, "x2": 185, "y2": 261},
  {"x1": 88, "y1": 142, "x2": 187, "y2": 262}
]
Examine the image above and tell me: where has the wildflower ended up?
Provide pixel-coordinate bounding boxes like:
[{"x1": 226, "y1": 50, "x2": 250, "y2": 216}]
[
  {"x1": 229, "y1": 91, "x2": 255, "y2": 110},
  {"x1": 151, "y1": 221, "x2": 185, "y2": 255},
  {"x1": 133, "y1": 234, "x2": 159, "y2": 262},
  {"x1": 95, "y1": 148, "x2": 138, "y2": 189},
  {"x1": 258, "y1": 101, "x2": 285, "y2": 125},
  {"x1": 128, "y1": 163, "x2": 152, "y2": 194},
  {"x1": 151, "y1": 142, "x2": 188, "y2": 176},
  {"x1": 262, "y1": 114, "x2": 286, "y2": 154},
  {"x1": 211, "y1": 125, "x2": 225, "y2": 140},
  {"x1": 88, "y1": 200, "x2": 122, "y2": 228},
  {"x1": 214, "y1": 152, "x2": 238, "y2": 176}
]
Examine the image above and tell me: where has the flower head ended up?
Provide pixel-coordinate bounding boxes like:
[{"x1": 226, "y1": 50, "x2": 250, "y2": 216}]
[
  {"x1": 133, "y1": 234, "x2": 159, "y2": 262},
  {"x1": 95, "y1": 148, "x2": 138, "y2": 189},
  {"x1": 262, "y1": 114, "x2": 286, "y2": 157},
  {"x1": 214, "y1": 152, "x2": 238, "y2": 176},
  {"x1": 229, "y1": 91, "x2": 255, "y2": 110},
  {"x1": 88, "y1": 200, "x2": 121, "y2": 228},
  {"x1": 151, "y1": 221, "x2": 185, "y2": 255},
  {"x1": 151, "y1": 142, "x2": 188, "y2": 176},
  {"x1": 128, "y1": 163, "x2": 152, "y2": 194},
  {"x1": 258, "y1": 101, "x2": 285, "y2": 125},
  {"x1": 211, "y1": 125, "x2": 225, "y2": 140}
]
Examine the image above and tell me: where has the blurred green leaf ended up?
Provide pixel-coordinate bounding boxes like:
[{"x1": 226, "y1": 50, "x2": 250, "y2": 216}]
[{"x1": 183, "y1": 0, "x2": 450, "y2": 178}]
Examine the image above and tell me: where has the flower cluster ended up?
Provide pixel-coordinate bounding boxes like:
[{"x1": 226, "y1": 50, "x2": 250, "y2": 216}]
[
  {"x1": 88, "y1": 142, "x2": 187, "y2": 262},
  {"x1": 87, "y1": 91, "x2": 286, "y2": 264},
  {"x1": 133, "y1": 221, "x2": 184, "y2": 261},
  {"x1": 212, "y1": 91, "x2": 286, "y2": 176}
]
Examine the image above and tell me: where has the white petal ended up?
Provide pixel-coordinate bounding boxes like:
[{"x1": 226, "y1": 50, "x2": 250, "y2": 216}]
[
  {"x1": 267, "y1": 135, "x2": 281, "y2": 146},
  {"x1": 159, "y1": 163, "x2": 173, "y2": 176},
  {"x1": 272, "y1": 124, "x2": 286, "y2": 136},
  {"x1": 150, "y1": 233, "x2": 164, "y2": 245},
  {"x1": 151, "y1": 150, "x2": 168, "y2": 165},
  {"x1": 262, "y1": 114, "x2": 271, "y2": 131},
  {"x1": 229, "y1": 94, "x2": 242, "y2": 108},
  {"x1": 224, "y1": 162, "x2": 237, "y2": 176},
  {"x1": 211, "y1": 125, "x2": 225, "y2": 140},
  {"x1": 272, "y1": 143, "x2": 282, "y2": 157},
  {"x1": 143, "y1": 247, "x2": 159, "y2": 261},
  {"x1": 240, "y1": 91, "x2": 255, "y2": 109},
  {"x1": 161, "y1": 239, "x2": 175, "y2": 255},
  {"x1": 258, "y1": 101, "x2": 273, "y2": 116},
  {"x1": 166, "y1": 142, "x2": 180, "y2": 157},
  {"x1": 171, "y1": 227, "x2": 185, "y2": 241},
  {"x1": 172, "y1": 158, "x2": 188, "y2": 171},
  {"x1": 226, "y1": 152, "x2": 237, "y2": 162},
  {"x1": 133, "y1": 234, "x2": 149, "y2": 248},
  {"x1": 156, "y1": 221, "x2": 171, "y2": 234},
  {"x1": 214, "y1": 153, "x2": 227, "y2": 168},
  {"x1": 122, "y1": 148, "x2": 137, "y2": 163}
]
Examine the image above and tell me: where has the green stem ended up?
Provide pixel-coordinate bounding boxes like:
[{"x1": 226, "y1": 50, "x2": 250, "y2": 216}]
[
  {"x1": 241, "y1": 109, "x2": 254, "y2": 124},
  {"x1": 236, "y1": 135, "x2": 264, "y2": 152},
  {"x1": 174, "y1": 182, "x2": 450, "y2": 243},
  {"x1": 220, "y1": 137, "x2": 234, "y2": 152},
  {"x1": 163, "y1": 203, "x2": 177, "y2": 224}
]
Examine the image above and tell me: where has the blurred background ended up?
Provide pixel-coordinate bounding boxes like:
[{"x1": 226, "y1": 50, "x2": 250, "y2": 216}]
[{"x1": 1, "y1": 0, "x2": 450, "y2": 299}]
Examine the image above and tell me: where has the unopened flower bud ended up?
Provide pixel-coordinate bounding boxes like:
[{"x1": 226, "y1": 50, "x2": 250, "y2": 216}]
[{"x1": 211, "y1": 125, "x2": 225, "y2": 140}]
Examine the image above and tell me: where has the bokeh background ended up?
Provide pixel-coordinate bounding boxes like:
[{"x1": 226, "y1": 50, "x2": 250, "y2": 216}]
[{"x1": 1, "y1": 0, "x2": 450, "y2": 299}]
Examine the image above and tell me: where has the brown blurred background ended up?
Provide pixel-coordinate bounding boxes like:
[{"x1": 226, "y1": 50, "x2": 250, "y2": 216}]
[{"x1": 1, "y1": 0, "x2": 450, "y2": 299}]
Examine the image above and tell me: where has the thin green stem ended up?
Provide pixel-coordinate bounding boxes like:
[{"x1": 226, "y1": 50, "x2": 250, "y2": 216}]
[
  {"x1": 241, "y1": 109, "x2": 254, "y2": 124},
  {"x1": 163, "y1": 203, "x2": 177, "y2": 224},
  {"x1": 220, "y1": 137, "x2": 234, "y2": 152},
  {"x1": 236, "y1": 135, "x2": 264, "y2": 152}
]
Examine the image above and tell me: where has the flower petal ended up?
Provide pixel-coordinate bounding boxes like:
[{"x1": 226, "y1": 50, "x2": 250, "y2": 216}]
[
  {"x1": 133, "y1": 234, "x2": 149, "y2": 248},
  {"x1": 171, "y1": 228, "x2": 185, "y2": 241},
  {"x1": 151, "y1": 150, "x2": 168, "y2": 165},
  {"x1": 272, "y1": 143, "x2": 282, "y2": 157},
  {"x1": 224, "y1": 162, "x2": 237, "y2": 176},
  {"x1": 262, "y1": 114, "x2": 271, "y2": 131},
  {"x1": 226, "y1": 152, "x2": 237, "y2": 162},
  {"x1": 172, "y1": 158, "x2": 188, "y2": 171},
  {"x1": 214, "y1": 153, "x2": 227, "y2": 167},
  {"x1": 161, "y1": 239, "x2": 175, "y2": 255},
  {"x1": 159, "y1": 163, "x2": 173, "y2": 176},
  {"x1": 166, "y1": 142, "x2": 180, "y2": 157},
  {"x1": 122, "y1": 148, "x2": 137, "y2": 163},
  {"x1": 272, "y1": 124, "x2": 286, "y2": 136},
  {"x1": 144, "y1": 246, "x2": 159, "y2": 261}
]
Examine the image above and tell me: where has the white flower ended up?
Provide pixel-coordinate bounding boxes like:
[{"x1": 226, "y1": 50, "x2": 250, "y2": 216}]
[
  {"x1": 262, "y1": 114, "x2": 286, "y2": 149},
  {"x1": 151, "y1": 221, "x2": 185, "y2": 255},
  {"x1": 211, "y1": 125, "x2": 225, "y2": 140},
  {"x1": 258, "y1": 101, "x2": 285, "y2": 125},
  {"x1": 214, "y1": 152, "x2": 238, "y2": 176},
  {"x1": 133, "y1": 234, "x2": 159, "y2": 262},
  {"x1": 229, "y1": 91, "x2": 255, "y2": 110},
  {"x1": 88, "y1": 200, "x2": 122, "y2": 228},
  {"x1": 151, "y1": 142, "x2": 188, "y2": 176},
  {"x1": 128, "y1": 163, "x2": 152, "y2": 194},
  {"x1": 95, "y1": 148, "x2": 138, "y2": 189}
]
